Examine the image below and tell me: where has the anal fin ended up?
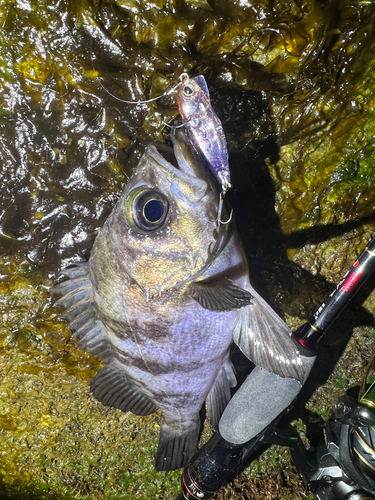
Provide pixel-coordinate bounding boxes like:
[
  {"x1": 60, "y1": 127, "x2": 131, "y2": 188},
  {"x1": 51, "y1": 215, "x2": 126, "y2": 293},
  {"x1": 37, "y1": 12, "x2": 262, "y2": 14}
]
[
  {"x1": 155, "y1": 423, "x2": 200, "y2": 471},
  {"x1": 90, "y1": 360, "x2": 158, "y2": 416},
  {"x1": 206, "y1": 362, "x2": 237, "y2": 429}
]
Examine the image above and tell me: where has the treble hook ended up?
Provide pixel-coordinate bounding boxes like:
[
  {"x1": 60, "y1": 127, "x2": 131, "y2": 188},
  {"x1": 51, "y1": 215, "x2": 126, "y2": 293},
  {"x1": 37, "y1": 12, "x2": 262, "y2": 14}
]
[{"x1": 216, "y1": 189, "x2": 233, "y2": 226}]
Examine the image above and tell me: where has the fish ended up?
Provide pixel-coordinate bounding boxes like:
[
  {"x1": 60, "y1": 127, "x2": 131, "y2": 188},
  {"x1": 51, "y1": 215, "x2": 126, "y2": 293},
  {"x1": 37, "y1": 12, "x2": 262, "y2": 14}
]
[
  {"x1": 51, "y1": 127, "x2": 304, "y2": 471},
  {"x1": 177, "y1": 74, "x2": 231, "y2": 204}
]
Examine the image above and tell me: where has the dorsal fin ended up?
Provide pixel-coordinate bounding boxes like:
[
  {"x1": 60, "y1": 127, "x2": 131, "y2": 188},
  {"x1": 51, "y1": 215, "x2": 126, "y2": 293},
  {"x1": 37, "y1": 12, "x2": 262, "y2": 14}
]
[
  {"x1": 90, "y1": 359, "x2": 158, "y2": 416},
  {"x1": 193, "y1": 75, "x2": 210, "y2": 99},
  {"x1": 51, "y1": 263, "x2": 111, "y2": 363}
]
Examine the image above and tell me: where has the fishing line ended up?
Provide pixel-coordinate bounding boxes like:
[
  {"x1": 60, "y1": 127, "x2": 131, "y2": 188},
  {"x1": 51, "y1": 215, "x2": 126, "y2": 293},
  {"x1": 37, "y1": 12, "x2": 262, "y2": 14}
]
[
  {"x1": 90, "y1": 37, "x2": 182, "y2": 105},
  {"x1": 162, "y1": 121, "x2": 185, "y2": 129},
  {"x1": 90, "y1": 35, "x2": 189, "y2": 106},
  {"x1": 96, "y1": 76, "x2": 181, "y2": 105},
  {"x1": 91, "y1": 41, "x2": 233, "y2": 223}
]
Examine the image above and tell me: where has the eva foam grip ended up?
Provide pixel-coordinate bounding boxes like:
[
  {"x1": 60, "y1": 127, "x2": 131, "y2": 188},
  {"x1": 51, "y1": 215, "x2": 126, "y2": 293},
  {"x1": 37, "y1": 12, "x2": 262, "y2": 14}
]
[{"x1": 219, "y1": 355, "x2": 316, "y2": 444}]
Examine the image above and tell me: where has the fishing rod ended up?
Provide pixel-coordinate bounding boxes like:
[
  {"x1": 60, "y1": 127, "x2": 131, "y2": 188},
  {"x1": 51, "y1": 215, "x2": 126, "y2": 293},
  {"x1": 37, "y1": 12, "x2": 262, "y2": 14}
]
[{"x1": 175, "y1": 234, "x2": 375, "y2": 500}]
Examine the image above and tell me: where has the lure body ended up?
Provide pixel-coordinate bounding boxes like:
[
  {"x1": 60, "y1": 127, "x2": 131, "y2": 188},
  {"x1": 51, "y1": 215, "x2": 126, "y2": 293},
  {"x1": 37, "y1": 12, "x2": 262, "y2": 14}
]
[{"x1": 177, "y1": 73, "x2": 231, "y2": 192}]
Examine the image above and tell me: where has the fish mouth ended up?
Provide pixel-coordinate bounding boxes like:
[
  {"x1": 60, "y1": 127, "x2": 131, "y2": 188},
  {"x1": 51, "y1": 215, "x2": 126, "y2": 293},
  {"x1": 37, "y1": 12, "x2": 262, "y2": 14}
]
[
  {"x1": 146, "y1": 147, "x2": 207, "y2": 206},
  {"x1": 148, "y1": 128, "x2": 225, "y2": 218}
]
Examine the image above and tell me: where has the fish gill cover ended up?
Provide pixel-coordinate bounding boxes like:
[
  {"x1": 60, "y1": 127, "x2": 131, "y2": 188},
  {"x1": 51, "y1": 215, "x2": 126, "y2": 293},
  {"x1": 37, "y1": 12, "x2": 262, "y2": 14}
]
[{"x1": 0, "y1": 0, "x2": 374, "y2": 499}]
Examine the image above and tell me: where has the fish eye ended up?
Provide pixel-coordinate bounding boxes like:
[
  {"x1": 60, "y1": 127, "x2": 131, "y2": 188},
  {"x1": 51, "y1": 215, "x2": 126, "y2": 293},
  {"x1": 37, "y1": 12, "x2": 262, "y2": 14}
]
[
  {"x1": 183, "y1": 85, "x2": 194, "y2": 96},
  {"x1": 132, "y1": 189, "x2": 169, "y2": 232}
]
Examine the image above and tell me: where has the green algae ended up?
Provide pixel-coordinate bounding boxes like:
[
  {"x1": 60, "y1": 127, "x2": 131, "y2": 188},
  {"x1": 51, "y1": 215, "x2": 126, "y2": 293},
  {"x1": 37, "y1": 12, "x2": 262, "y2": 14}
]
[
  {"x1": 0, "y1": 0, "x2": 375, "y2": 499},
  {"x1": 272, "y1": 53, "x2": 375, "y2": 233}
]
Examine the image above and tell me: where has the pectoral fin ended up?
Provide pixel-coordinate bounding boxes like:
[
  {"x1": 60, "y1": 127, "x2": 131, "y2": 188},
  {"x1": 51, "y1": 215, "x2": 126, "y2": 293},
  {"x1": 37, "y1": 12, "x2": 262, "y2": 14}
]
[
  {"x1": 186, "y1": 277, "x2": 253, "y2": 312},
  {"x1": 233, "y1": 286, "x2": 305, "y2": 383}
]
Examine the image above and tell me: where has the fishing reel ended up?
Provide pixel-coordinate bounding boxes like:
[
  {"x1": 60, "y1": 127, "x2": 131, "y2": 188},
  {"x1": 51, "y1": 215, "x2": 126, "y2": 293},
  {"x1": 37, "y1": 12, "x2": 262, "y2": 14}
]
[{"x1": 287, "y1": 360, "x2": 375, "y2": 500}]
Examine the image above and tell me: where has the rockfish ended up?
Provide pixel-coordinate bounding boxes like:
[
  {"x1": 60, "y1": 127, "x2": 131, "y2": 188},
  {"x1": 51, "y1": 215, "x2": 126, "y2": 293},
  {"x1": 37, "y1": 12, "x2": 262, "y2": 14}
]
[{"x1": 52, "y1": 129, "x2": 304, "y2": 471}]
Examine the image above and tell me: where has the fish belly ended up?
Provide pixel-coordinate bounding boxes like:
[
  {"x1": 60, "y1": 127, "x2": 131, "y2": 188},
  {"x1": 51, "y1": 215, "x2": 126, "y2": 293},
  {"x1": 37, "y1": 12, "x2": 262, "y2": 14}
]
[
  {"x1": 104, "y1": 294, "x2": 236, "y2": 470},
  {"x1": 108, "y1": 299, "x2": 235, "y2": 426}
]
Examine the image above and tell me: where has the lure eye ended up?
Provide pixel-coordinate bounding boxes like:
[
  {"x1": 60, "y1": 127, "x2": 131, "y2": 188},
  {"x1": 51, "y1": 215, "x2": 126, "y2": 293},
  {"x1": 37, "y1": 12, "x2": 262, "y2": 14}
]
[
  {"x1": 183, "y1": 85, "x2": 194, "y2": 96},
  {"x1": 132, "y1": 189, "x2": 169, "y2": 231}
]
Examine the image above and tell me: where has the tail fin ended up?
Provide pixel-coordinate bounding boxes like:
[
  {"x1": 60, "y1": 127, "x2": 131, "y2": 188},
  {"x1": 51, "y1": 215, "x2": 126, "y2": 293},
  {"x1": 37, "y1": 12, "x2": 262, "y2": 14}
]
[{"x1": 155, "y1": 423, "x2": 200, "y2": 471}]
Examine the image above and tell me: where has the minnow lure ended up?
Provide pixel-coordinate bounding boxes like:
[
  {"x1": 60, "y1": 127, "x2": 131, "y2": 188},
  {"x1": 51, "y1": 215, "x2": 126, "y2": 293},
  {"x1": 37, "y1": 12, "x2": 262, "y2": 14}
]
[{"x1": 177, "y1": 73, "x2": 232, "y2": 225}]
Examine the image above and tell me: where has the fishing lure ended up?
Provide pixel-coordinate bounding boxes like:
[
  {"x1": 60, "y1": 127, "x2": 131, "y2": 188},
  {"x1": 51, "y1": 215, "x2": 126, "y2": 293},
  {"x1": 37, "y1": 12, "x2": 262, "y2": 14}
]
[
  {"x1": 177, "y1": 73, "x2": 232, "y2": 225},
  {"x1": 94, "y1": 68, "x2": 232, "y2": 223}
]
